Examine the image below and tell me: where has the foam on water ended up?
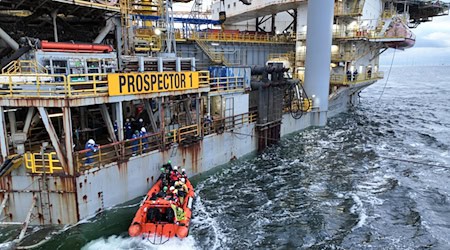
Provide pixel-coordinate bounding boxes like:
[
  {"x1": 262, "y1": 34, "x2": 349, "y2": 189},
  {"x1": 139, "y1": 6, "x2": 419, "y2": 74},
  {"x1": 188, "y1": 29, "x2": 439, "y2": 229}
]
[{"x1": 81, "y1": 235, "x2": 197, "y2": 250}]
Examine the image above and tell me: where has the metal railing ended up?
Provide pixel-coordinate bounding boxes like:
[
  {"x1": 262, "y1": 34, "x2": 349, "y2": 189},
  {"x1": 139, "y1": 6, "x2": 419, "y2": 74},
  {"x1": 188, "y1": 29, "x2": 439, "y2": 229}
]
[
  {"x1": 75, "y1": 131, "x2": 164, "y2": 172},
  {"x1": 2, "y1": 60, "x2": 48, "y2": 74},
  {"x1": 190, "y1": 31, "x2": 295, "y2": 44},
  {"x1": 199, "y1": 71, "x2": 210, "y2": 87},
  {"x1": 0, "y1": 70, "x2": 211, "y2": 98},
  {"x1": 209, "y1": 76, "x2": 246, "y2": 92},
  {"x1": 22, "y1": 111, "x2": 258, "y2": 174},
  {"x1": 67, "y1": 73, "x2": 109, "y2": 97},
  {"x1": 330, "y1": 71, "x2": 384, "y2": 85},
  {"x1": 202, "y1": 111, "x2": 257, "y2": 136},
  {"x1": 297, "y1": 29, "x2": 410, "y2": 41},
  {"x1": 24, "y1": 152, "x2": 63, "y2": 174},
  {"x1": 0, "y1": 74, "x2": 67, "y2": 98},
  {"x1": 296, "y1": 52, "x2": 355, "y2": 62}
]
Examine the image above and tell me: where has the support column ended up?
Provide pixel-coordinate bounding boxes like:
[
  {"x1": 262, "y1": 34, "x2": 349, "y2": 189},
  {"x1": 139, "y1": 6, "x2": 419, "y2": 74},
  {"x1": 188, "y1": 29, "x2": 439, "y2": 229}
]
[
  {"x1": 138, "y1": 56, "x2": 145, "y2": 72},
  {"x1": 100, "y1": 104, "x2": 117, "y2": 142},
  {"x1": 158, "y1": 57, "x2": 164, "y2": 72},
  {"x1": 93, "y1": 20, "x2": 114, "y2": 44},
  {"x1": 51, "y1": 10, "x2": 59, "y2": 42},
  {"x1": 38, "y1": 107, "x2": 69, "y2": 174},
  {"x1": 115, "y1": 102, "x2": 124, "y2": 142},
  {"x1": 7, "y1": 111, "x2": 16, "y2": 135},
  {"x1": 144, "y1": 99, "x2": 158, "y2": 132},
  {"x1": 0, "y1": 107, "x2": 9, "y2": 163},
  {"x1": 23, "y1": 107, "x2": 35, "y2": 135},
  {"x1": 304, "y1": 0, "x2": 334, "y2": 126},
  {"x1": 113, "y1": 17, "x2": 123, "y2": 69},
  {"x1": 271, "y1": 14, "x2": 276, "y2": 35},
  {"x1": 62, "y1": 107, "x2": 74, "y2": 175},
  {"x1": 0, "y1": 27, "x2": 19, "y2": 50},
  {"x1": 176, "y1": 57, "x2": 181, "y2": 72},
  {"x1": 190, "y1": 57, "x2": 196, "y2": 71}
]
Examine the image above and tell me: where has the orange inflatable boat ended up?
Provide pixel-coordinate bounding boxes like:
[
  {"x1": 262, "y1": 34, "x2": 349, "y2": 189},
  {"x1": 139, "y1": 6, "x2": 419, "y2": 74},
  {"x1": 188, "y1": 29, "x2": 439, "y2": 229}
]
[{"x1": 128, "y1": 178, "x2": 195, "y2": 242}]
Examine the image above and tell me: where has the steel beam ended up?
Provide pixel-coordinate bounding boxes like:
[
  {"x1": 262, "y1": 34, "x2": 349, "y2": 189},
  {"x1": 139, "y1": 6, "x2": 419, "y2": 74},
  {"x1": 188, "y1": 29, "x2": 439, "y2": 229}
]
[
  {"x1": 0, "y1": 27, "x2": 19, "y2": 50},
  {"x1": 37, "y1": 107, "x2": 69, "y2": 174},
  {"x1": 144, "y1": 99, "x2": 158, "y2": 132},
  {"x1": 93, "y1": 20, "x2": 114, "y2": 44},
  {"x1": 23, "y1": 107, "x2": 35, "y2": 135},
  {"x1": 113, "y1": 17, "x2": 123, "y2": 69},
  {"x1": 0, "y1": 107, "x2": 9, "y2": 162},
  {"x1": 100, "y1": 104, "x2": 117, "y2": 142},
  {"x1": 62, "y1": 107, "x2": 74, "y2": 175},
  {"x1": 7, "y1": 111, "x2": 16, "y2": 134},
  {"x1": 0, "y1": 192, "x2": 8, "y2": 218},
  {"x1": 17, "y1": 195, "x2": 36, "y2": 243},
  {"x1": 303, "y1": 0, "x2": 334, "y2": 126},
  {"x1": 176, "y1": 57, "x2": 181, "y2": 72},
  {"x1": 51, "y1": 10, "x2": 58, "y2": 42},
  {"x1": 115, "y1": 102, "x2": 124, "y2": 142}
]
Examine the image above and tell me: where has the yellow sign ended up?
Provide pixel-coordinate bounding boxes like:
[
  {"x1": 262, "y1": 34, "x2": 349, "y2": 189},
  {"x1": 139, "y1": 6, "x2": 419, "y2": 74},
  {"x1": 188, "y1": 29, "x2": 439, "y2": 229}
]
[{"x1": 108, "y1": 71, "x2": 199, "y2": 96}]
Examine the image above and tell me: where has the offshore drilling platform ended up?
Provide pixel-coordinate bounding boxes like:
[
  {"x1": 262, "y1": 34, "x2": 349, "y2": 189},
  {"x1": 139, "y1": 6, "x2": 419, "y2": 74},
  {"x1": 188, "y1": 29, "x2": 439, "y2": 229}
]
[{"x1": 0, "y1": 0, "x2": 448, "y2": 245}]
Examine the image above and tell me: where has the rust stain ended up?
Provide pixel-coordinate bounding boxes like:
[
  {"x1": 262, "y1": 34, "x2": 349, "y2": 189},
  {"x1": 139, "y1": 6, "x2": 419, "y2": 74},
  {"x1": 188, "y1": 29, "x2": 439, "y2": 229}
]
[
  {"x1": 180, "y1": 141, "x2": 202, "y2": 174},
  {"x1": 0, "y1": 175, "x2": 12, "y2": 190},
  {"x1": 82, "y1": 195, "x2": 87, "y2": 202},
  {"x1": 60, "y1": 177, "x2": 76, "y2": 192}
]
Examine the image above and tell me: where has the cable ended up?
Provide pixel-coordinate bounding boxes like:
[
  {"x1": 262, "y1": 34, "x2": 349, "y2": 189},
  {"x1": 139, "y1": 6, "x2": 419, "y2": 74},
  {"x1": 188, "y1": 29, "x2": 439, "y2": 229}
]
[
  {"x1": 286, "y1": 80, "x2": 309, "y2": 120},
  {"x1": 377, "y1": 47, "x2": 396, "y2": 102},
  {"x1": 379, "y1": 155, "x2": 450, "y2": 169}
]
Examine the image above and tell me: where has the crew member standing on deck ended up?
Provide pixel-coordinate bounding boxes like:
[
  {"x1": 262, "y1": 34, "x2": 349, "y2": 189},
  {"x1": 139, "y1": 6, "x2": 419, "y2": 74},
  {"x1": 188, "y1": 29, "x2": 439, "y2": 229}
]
[
  {"x1": 140, "y1": 127, "x2": 148, "y2": 151},
  {"x1": 131, "y1": 130, "x2": 140, "y2": 156},
  {"x1": 84, "y1": 139, "x2": 98, "y2": 165},
  {"x1": 124, "y1": 118, "x2": 133, "y2": 139},
  {"x1": 113, "y1": 121, "x2": 118, "y2": 140}
]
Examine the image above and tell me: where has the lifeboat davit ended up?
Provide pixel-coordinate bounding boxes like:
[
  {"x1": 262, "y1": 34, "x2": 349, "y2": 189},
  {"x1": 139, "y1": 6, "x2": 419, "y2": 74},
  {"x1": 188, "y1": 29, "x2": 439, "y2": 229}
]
[
  {"x1": 128, "y1": 178, "x2": 195, "y2": 242},
  {"x1": 384, "y1": 19, "x2": 416, "y2": 49}
]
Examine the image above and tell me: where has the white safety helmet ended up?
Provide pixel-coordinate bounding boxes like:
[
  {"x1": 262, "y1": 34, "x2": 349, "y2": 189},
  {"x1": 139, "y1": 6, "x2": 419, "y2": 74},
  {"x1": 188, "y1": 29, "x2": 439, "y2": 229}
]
[
  {"x1": 141, "y1": 127, "x2": 146, "y2": 133},
  {"x1": 173, "y1": 166, "x2": 178, "y2": 170},
  {"x1": 181, "y1": 168, "x2": 186, "y2": 173},
  {"x1": 88, "y1": 139, "x2": 95, "y2": 145},
  {"x1": 126, "y1": 118, "x2": 130, "y2": 122},
  {"x1": 180, "y1": 178, "x2": 186, "y2": 184},
  {"x1": 169, "y1": 186, "x2": 175, "y2": 191},
  {"x1": 139, "y1": 118, "x2": 143, "y2": 123}
]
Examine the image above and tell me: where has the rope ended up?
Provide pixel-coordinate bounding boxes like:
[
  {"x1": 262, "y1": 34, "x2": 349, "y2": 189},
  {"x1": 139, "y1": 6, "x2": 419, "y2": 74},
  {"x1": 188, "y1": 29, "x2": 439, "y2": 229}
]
[
  {"x1": 379, "y1": 155, "x2": 449, "y2": 169},
  {"x1": 377, "y1": 48, "x2": 396, "y2": 102}
]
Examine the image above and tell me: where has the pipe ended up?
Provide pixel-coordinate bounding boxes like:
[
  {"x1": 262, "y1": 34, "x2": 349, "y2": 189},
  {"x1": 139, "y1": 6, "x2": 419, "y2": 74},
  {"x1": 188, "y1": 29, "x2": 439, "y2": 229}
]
[
  {"x1": 40, "y1": 41, "x2": 113, "y2": 53},
  {"x1": 0, "y1": 27, "x2": 19, "y2": 50},
  {"x1": 93, "y1": 20, "x2": 115, "y2": 44},
  {"x1": 51, "y1": 10, "x2": 58, "y2": 42}
]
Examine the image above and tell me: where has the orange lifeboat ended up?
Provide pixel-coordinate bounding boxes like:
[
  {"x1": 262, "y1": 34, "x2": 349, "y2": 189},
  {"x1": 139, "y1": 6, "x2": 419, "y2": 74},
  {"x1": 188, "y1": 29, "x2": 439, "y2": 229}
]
[{"x1": 128, "y1": 178, "x2": 195, "y2": 242}]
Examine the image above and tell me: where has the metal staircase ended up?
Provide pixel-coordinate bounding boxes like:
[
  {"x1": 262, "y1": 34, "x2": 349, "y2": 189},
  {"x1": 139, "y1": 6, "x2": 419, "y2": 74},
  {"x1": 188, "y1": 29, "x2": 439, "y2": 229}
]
[{"x1": 194, "y1": 39, "x2": 229, "y2": 66}]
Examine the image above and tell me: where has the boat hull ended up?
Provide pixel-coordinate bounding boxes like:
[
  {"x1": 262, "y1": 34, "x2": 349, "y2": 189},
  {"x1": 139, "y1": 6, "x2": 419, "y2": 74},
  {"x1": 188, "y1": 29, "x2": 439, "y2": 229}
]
[{"x1": 128, "y1": 179, "x2": 195, "y2": 239}]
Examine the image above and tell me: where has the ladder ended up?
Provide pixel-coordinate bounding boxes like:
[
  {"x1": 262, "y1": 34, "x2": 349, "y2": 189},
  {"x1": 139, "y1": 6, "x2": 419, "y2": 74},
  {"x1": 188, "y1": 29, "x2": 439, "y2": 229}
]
[{"x1": 194, "y1": 39, "x2": 229, "y2": 66}]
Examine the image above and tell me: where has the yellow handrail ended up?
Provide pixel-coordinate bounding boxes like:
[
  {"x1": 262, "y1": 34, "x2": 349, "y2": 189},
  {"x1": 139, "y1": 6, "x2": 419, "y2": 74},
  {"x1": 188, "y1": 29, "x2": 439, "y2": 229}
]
[
  {"x1": 1, "y1": 60, "x2": 48, "y2": 74},
  {"x1": 24, "y1": 152, "x2": 62, "y2": 174}
]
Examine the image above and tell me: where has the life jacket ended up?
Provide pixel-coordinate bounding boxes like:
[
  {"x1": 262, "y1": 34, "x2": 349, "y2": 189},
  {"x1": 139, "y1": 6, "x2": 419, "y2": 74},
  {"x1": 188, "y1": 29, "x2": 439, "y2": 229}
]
[{"x1": 170, "y1": 171, "x2": 179, "y2": 181}]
